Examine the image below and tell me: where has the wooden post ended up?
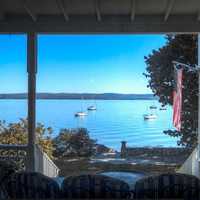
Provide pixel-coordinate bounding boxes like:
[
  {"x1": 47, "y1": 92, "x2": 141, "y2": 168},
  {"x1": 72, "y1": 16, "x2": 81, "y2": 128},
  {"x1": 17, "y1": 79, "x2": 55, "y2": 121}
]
[
  {"x1": 121, "y1": 141, "x2": 127, "y2": 158},
  {"x1": 27, "y1": 32, "x2": 37, "y2": 171},
  {"x1": 198, "y1": 34, "x2": 200, "y2": 177}
]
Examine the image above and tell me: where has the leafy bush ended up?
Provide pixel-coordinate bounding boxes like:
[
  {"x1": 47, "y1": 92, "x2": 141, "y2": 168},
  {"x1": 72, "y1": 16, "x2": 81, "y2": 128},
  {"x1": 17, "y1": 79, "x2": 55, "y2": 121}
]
[
  {"x1": 53, "y1": 128, "x2": 96, "y2": 158},
  {"x1": 0, "y1": 119, "x2": 96, "y2": 159},
  {"x1": 0, "y1": 119, "x2": 54, "y2": 158}
]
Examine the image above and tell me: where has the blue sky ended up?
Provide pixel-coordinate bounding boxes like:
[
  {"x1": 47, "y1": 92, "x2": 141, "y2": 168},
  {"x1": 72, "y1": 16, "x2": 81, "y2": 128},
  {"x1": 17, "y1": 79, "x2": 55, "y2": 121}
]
[{"x1": 0, "y1": 34, "x2": 166, "y2": 94}]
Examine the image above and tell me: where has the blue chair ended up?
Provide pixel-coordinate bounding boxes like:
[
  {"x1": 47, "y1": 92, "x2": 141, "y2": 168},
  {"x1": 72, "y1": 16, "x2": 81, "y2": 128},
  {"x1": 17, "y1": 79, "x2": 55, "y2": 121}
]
[
  {"x1": 134, "y1": 173, "x2": 200, "y2": 199},
  {"x1": 0, "y1": 160, "x2": 16, "y2": 199},
  {"x1": 61, "y1": 174, "x2": 130, "y2": 199},
  {"x1": 4, "y1": 172, "x2": 60, "y2": 199}
]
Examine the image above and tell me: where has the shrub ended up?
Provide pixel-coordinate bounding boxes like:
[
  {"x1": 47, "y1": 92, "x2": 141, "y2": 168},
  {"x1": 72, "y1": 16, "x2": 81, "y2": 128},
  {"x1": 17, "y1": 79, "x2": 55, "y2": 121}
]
[
  {"x1": 0, "y1": 118, "x2": 54, "y2": 158},
  {"x1": 53, "y1": 128, "x2": 96, "y2": 158}
]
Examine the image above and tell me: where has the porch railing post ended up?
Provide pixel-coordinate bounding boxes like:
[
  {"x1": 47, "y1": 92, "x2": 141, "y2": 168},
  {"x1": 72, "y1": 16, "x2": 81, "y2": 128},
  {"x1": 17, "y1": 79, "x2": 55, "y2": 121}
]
[{"x1": 27, "y1": 32, "x2": 37, "y2": 171}]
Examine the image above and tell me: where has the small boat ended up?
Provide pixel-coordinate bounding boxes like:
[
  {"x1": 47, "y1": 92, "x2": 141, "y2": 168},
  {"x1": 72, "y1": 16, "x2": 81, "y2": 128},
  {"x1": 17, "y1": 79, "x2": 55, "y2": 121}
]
[
  {"x1": 75, "y1": 96, "x2": 87, "y2": 117},
  {"x1": 149, "y1": 105, "x2": 157, "y2": 109},
  {"x1": 74, "y1": 112, "x2": 88, "y2": 117},
  {"x1": 88, "y1": 98, "x2": 97, "y2": 111},
  {"x1": 143, "y1": 114, "x2": 157, "y2": 120},
  {"x1": 87, "y1": 105, "x2": 97, "y2": 111}
]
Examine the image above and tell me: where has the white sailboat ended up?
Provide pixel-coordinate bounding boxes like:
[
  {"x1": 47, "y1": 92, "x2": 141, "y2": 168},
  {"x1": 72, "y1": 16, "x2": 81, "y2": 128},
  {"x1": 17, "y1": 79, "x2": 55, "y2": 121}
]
[
  {"x1": 74, "y1": 97, "x2": 87, "y2": 117},
  {"x1": 87, "y1": 105, "x2": 97, "y2": 111},
  {"x1": 87, "y1": 97, "x2": 97, "y2": 111},
  {"x1": 149, "y1": 105, "x2": 157, "y2": 109},
  {"x1": 75, "y1": 111, "x2": 88, "y2": 117},
  {"x1": 143, "y1": 113, "x2": 157, "y2": 120},
  {"x1": 159, "y1": 106, "x2": 167, "y2": 110},
  {"x1": 143, "y1": 106, "x2": 157, "y2": 120},
  {"x1": 149, "y1": 102, "x2": 157, "y2": 109}
]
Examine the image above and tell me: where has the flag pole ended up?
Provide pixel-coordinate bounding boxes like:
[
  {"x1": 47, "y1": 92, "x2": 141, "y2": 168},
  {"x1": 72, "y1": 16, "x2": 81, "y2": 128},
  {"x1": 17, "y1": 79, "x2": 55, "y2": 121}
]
[{"x1": 172, "y1": 61, "x2": 200, "y2": 72}]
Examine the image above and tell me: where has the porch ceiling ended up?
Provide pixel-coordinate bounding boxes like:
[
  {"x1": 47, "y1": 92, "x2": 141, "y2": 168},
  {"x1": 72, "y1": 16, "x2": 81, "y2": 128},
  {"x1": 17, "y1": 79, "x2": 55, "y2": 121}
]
[{"x1": 0, "y1": 0, "x2": 200, "y2": 33}]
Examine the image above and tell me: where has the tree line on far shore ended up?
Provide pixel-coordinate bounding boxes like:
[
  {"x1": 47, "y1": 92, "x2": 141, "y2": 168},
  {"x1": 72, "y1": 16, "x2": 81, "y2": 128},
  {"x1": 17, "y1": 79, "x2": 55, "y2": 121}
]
[{"x1": 0, "y1": 93, "x2": 156, "y2": 100}]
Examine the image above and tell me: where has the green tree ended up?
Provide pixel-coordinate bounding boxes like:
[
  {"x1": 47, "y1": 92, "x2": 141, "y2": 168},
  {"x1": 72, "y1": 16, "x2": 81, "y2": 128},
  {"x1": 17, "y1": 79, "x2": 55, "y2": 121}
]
[
  {"x1": 53, "y1": 128, "x2": 96, "y2": 158},
  {"x1": 0, "y1": 118, "x2": 54, "y2": 158},
  {"x1": 144, "y1": 35, "x2": 198, "y2": 148}
]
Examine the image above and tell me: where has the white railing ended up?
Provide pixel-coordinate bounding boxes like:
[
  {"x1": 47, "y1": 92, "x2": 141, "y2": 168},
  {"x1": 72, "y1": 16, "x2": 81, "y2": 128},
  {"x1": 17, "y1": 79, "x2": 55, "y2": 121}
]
[
  {"x1": 178, "y1": 147, "x2": 199, "y2": 177},
  {"x1": 35, "y1": 144, "x2": 59, "y2": 177}
]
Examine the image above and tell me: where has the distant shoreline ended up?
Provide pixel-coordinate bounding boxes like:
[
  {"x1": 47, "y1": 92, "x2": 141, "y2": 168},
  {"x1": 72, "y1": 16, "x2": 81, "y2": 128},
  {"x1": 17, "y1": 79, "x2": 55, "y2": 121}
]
[{"x1": 0, "y1": 93, "x2": 157, "y2": 100}]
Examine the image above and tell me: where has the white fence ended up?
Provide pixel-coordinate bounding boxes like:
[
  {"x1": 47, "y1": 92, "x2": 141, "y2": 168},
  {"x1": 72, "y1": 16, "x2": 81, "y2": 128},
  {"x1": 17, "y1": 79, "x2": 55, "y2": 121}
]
[
  {"x1": 178, "y1": 147, "x2": 199, "y2": 177},
  {"x1": 35, "y1": 145, "x2": 59, "y2": 177}
]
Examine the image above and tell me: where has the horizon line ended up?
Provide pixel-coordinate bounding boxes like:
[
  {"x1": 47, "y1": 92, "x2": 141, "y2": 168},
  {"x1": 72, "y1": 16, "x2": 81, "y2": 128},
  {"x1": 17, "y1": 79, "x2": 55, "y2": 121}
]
[{"x1": 0, "y1": 92, "x2": 154, "y2": 95}]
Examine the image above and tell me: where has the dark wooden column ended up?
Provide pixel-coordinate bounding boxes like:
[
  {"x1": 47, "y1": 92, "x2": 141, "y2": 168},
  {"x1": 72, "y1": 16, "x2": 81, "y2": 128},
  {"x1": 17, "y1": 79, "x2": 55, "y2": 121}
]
[
  {"x1": 27, "y1": 32, "x2": 37, "y2": 171},
  {"x1": 197, "y1": 34, "x2": 200, "y2": 177}
]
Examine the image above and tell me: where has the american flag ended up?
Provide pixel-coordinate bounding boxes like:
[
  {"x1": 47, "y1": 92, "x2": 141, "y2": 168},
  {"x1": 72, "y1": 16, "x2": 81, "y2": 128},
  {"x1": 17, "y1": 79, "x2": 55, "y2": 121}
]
[{"x1": 173, "y1": 67, "x2": 183, "y2": 131}]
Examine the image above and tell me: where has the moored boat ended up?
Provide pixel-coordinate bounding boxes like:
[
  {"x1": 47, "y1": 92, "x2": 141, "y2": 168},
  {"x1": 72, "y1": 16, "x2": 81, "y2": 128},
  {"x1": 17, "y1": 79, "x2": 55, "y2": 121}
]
[
  {"x1": 143, "y1": 114, "x2": 157, "y2": 120},
  {"x1": 87, "y1": 105, "x2": 97, "y2": 111},
  {"x1": 149, "y1": 105, "x2": 157, "y2": 109},
  {"x1": 74, "y1": 112, "x2": 88, "y2": 117}
]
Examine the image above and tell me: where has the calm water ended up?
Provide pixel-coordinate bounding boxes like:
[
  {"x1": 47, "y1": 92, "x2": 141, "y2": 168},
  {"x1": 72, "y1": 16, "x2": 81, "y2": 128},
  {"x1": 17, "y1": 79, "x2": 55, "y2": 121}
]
[{"x1": 0, "y1": 99, "x2": 177, "y2": 150}]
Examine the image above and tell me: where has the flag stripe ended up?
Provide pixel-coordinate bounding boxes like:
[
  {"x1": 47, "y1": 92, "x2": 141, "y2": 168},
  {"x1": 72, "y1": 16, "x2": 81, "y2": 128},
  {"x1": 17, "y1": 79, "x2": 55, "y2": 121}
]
[{"x1": 173, "y1": 68, "x2": 183, "y2": 131}]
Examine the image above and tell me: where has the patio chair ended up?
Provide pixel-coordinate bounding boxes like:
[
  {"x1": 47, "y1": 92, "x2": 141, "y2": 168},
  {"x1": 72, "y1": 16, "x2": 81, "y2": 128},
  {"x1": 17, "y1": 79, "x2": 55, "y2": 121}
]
[
  {"x1": 61, "y1": 174, "x2": 130, "y2": 199},
  {"x1": 134, "y1": 173, "x2": 200, "y2": 199},
  {"x1": 0, "y1": 160, "x2": 17, "y2": 199},
  {"x1": 3, "y1": 172, "x2": 60, "y2": 199}
]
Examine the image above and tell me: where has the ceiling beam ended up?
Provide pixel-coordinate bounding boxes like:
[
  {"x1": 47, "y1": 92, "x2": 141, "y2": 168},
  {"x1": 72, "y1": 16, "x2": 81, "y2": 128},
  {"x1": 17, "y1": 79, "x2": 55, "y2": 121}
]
[
  {"x1": 197, "y1": 12, "x2": 200, "y2": 21},
  {"x1": 0, "y1": 15, "x2": 200, "y2": 34},
  {"x1": 130, "y1": 0, "x2": 136, "y2": 21},
  {"x1": 0, "y1": 2, "x2": 5, "y2": 21},
  {"x1": 23, "y1": 0, "x2": 37, "y2": 22},
  {"x1": 197, "y1": 1, "x2": 200, "y2": 21},
  {"x1": 95, "y1": 0, "x2": 101, "y2": 22},
  {"x1": 0, "y1": 13, "x2": 5, "y2": 21},
  {"x1": 164, "y1": 0, "x2": 175, "y2": 21},
  {"x1": 56, "y1": 0, "x2": 69, "y2": 22}
]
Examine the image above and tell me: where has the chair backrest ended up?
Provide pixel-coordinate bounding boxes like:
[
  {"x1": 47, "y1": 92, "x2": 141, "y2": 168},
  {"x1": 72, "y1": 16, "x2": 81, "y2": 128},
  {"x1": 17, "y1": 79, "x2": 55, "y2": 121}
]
[
  {"x1": 4, "y1": 172, "x2": 60, "y2": 199},
  {"x1": 61, "y1": 174, "x2": 130, "y2": 199},
  {"x1": 134, "y1": 173, "x2": 200, "y2": 199},
  {"x1": 0, "y1": 161, "x2": 17, "y2": 199},
  {"x1": 0, "y1": 160, "x2": 16, "y2": 181}
]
